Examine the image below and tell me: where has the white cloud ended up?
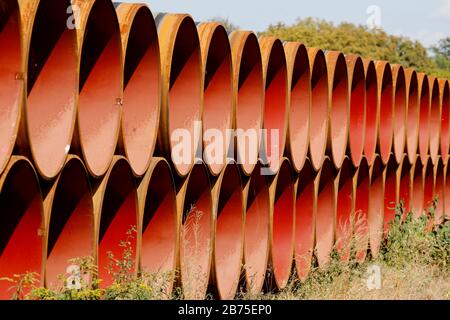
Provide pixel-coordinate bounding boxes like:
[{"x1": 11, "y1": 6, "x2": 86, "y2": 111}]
[{"x1": 436, "y1": 0, "x2": 450, "y2": 19}]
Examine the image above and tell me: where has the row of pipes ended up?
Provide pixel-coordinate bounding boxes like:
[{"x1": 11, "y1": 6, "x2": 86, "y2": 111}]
[{"x1": 0, "y1": 0, "x2": 449, "y2": 300}]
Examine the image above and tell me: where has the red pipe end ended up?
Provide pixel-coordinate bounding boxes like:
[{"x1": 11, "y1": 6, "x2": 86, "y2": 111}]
[
  {"x1": 384, "y1": 154, "x2": 399, "y2": 235},
  {"x1": 439, "y1": 80, "x2": 450, "y2": 164},
  {"x1": 363, "y1": 60, "x2": 378, "y2": 166},
  {"x1": 376, "y1": 62, "x2": 394, "y2": 164},
  {"x1": 423, "y1": 156, "x2": 435, "y2": 216},
  {"x1": 429, "y1": 77, "x2": 441, "y2": 165},
  {"x1": 398, "y1": 154, "x2": 412, "y2": 214},
  {"x1": 418, "y1": 73, "x2": 430, "y2": 164},
  {"x1": 392, "y1": 65, "x2": 407, "y2": 164},
  {"x1": 410, "y1": 155, "x2": 425, "y2": 218},
  {"x1": 405, "y1": 69, "x2": 420, "y2": 164},
  {"x1": 369, "y1": 155, "x2": 385, "y2": 258},
  {"x1": 433, "y1": 157, "x2": 445, "y2": 225},
  {"x1": 354, "y1": 157, "x2": 370, "y2": 263}
]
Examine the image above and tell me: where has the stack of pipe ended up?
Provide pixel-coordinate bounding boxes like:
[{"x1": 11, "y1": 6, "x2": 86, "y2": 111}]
[{"x1": 0, "y1": 0, "x2": 449, "y2": 300}]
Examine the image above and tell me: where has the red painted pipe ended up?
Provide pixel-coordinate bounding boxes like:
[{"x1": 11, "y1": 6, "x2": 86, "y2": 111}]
[
  {"x1": 418, "y1": 73, "x2": 430, "y2": 163},
  {"x1": 260, "y1": 37, "x2": 289, "y2": 174},
  {"x1": 439, "y1": 79, "x2": 450, "y2": 165},
  {"x1": 137, "y1": 158, "x2": 177, "y2": 296},
  {"x1": 284, "y1": 42, "x2": 310, "y2": 173},
  {"x1": 74, "y1": 0, "x2": 122, "y2": 178},
  {"x1": 157, "y1": 14, "x2": 202, "y2": 177},
  {"x1": 116, "y1": 4, "x2": 161, "y2": 177},
  {"x1": 177, "y1": 161, "x2": 213, "y2": 300},
  {"x1": 243, "y1": 162, "x2": 270, "y2": 294},
  {"x1": 326, "y1": 51, "x2": 349, "y2": 169},
  {"x1": 346, "y1": 55, "x2": 366, "y2": 167},
  {"x1": 444, "y1": 162, "x2": 450, "y2": 221},
  {"x1": 315, "y1": 156, "x2": 336, "y2": 267},
  {"x1": 93, "y1": 156, "x2": 139, "y2": 288},
  {"x1": 369, "y1": 155, "x2": 385, "y2": 258},
  {"x1": 211, "y1": 161, "x2": 244, "y2": 300},
  {"x1": 375, "y1": 61, "x2": 394, "y2": 165},
  {"x1": 423, "y1": 156, "x2": 435, "y2": 216},
  {"x1": 354, "y1": 156, "x2": 370, "y2": 263},
  {"x1": 268, "y1": 158, "x2": 295, "y2": 290},
  {"x1": 363, "y1": 60, "x2": 378, "y2": 166},
  {"x1": 229, "y1": 31, "x2": 264, "y2": 176},
  {"x1": 429, "y1": 77, "x2": 441, "y2": 165},
  {"x1": 44, "y1": 156, "x2": 94, "y2": 288},
  {"x1": 0, "y1": 156, "x2": 44, "y2": 299},
  {"x1": 308, "y1": 48, "x2": 329, "y2": 171},
  {"x1": 410, "y1": 155, "x2": 425, "y2": 218},
  {"x1": 294, "y1": 158, "x2": 315, "y2": 280},
  {"x1": 198, "y1": 23, "x2": 233, "y2": 176},
  {"x1": 398, "y1": 154, "x2": 412, "y2": 214},
  {"x1": 18, "y1": 0, "x2": 78, "y2": 179},
  {"x1": 384, "y1": 153, "x2": 402, "y2": 235},
  {"x1": 391, "y1": 65, "x2": 407, "y2": 164},
  {"x1": 433, "y1": 156, "x2": 445, "y2": 225},
  {"x1": 335, "y1": 156, "x2": 354, "y2": 262},
  {"x1": 405, "y1": 69, "x2": 419, "y2": 164},
  {"x1": 0, "y1": 0, "x2": 22, "y2": 176}
]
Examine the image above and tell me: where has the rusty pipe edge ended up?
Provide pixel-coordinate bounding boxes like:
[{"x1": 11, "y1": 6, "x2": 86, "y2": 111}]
[
  {"x1": 294, "y1": 158, "x2": 316, "y2": 280},
  {"x1": 307, "y1": 48, "x2": 329, "y2": 172},
  {"x1": 429, "y1": 77, "x2": 441, "y2": 165},
  {"x1": 284, "y1": 42, "x2": 311, "y2": 173},
  {"x1": 197, "y1": 22, "x2": 233, "y2": 177},
  {"x1": 259, "y1": 37, "x2": 289, "y2": 174},
  {"x1": 439, "y1": 79, "x2": 450, "y2": 165},
  {"x1": 375, "y1": 61, "x2": 394, "y2": 165},
  {"x1": 17, "y1": 0, "x2": 78, "y2": 180},
  {"x1": 0, "y1": 1, "x2": 22, "y2": 176},
  {"x1": 43, "y1": 155, "x2": 95, "y2": 288},
  {"x1": 176, "y1": 160, "x2": 214, "y2": 300},
  {"x1": 422, "y1": 155, "x2": 435, "y2": 217},
  {"x1": 353, "y1": 156, "x2": 370, "y2": 263},
  {"x1": 362, "y1": 59, "x2": 378, "y2": 166},
  {"x1": 267, "y1": 157, "x2": 295, "y2": 290},
  {"x1": 346, "y1": 55, "x2": 366, "y2": 168},
  {"x1": 391, "y1": 65, "x2": 407, "y2": 164},
  {"x1": 410, "y1": 154, "x2": 425, "y2": 218},
  {"x1": 242, "y1": 161, "x2": 270, "y2": 295},
  {"x1": 404, "y1": 69, "x2": 420, "y2": 165},
  {"x1": 444, "y1": 161, "x2": 450, "y2": 221},
  {"x1": 368, "y1": 154, "x2": 385, "y2": 258},
  {"x1": 418, "y1": 73, "x2": 430, "y2": 164},
  {"x1": 210, "y1": 160, "x2": 244, "y2": 300},
  {"x1": 71, "y1": 0, "x2": 123, "y2": 178},
  {"x1": 156, "y1": 13, "x2": 202, "y2": 178},
  {"x1": 115, "y1": 4, "x2": 161, "y2": 177},
  {"x1": 92, "y1": 156, "x2": 139, "y2": 288},
  {"x1": 334, "y1": 156, "x2": 355, "y2": 263},
  {"x1": 0, "y1": 156, "x2": 45, "y2": 299},
  {"x1": 433, "y1": 156, "x2": 445, "y2": 225},
  {"x1": 136, "y1": 157, "x2": 177, "y2": 297},
  {"x1": 383, "y1": 153, "x2": 405, "y2": 236},
  {"x1": 229, "y1": 31, "x2": 264, "y2": 176},
  {"x1": 325, "y1": 51, "x2": 349, "y2": 170},
  {"x1": 314, "y1": 156, "x2": 336, "y2": 268}
]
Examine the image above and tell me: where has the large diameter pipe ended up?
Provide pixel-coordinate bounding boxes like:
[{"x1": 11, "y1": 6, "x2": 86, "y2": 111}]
[
  {"x1": 308, "y1": 48, "x2": 329, "y2": 171},
  {"x1": 368, "y1": 155, "x2": 385, "y2": 258},
  {"x1": 0, "y1": 1, "x2": 22, "y2": 176},
  {"x1": 335, "y1": 156, "x2": 354, "y2": 262},
  {"x1": 363, "y1": 60, "x2": 378, "y2": 165},
  {"x1": 73, "y1": 0, "x2": 122, "y2": 178},
  {"x1": 268, "y1": 158, "x2": 295, "y2": 290},
  {"x1": 93, "y1": 156, "x2": 139, "y2": 288},
  {"x1": 391, "y1": 65, "x2": 407, "y2": 164},
  {"x1": 429, "y1": 77, "x2": 441, "y2": 165},
  {"x1": 398, "y1": 154, "x2": 412, "y2": 214},
  {"x1": 418, "y1": 73, "x2": 430, "y2": 163},
  {"x1": 284, "y1": 42, "x2": 311, "y2": 173},
  {"x1": 43, "y1": 156, "x2": 94, "y2": 288},
  {"x1": 423, "y1": 156, "x2": 435, "y2": 216},
  {"x1": 433, "y1": 156, "x2": 445, "y2": 225},
  {"x1": 197, "y1": 22, "x2": 233, "y2": 177},
  {"x1": 383, "y1": 153, "x2": 405, "y2": 235},
  {"x1": 439, "y1": 79, "x2": 450, "y2": 164},
  {"x1": 354, "y1": 156, "x2": 370, "y2": 263},
  {"x1": 405, "y1": 69, "x2": 420, "y2": 164},
  {"x1": 325, "y1": 51, "x2": 349, "y2": 169},
  {"x1": 410, "y1": 155, "x2": 425, "y2": 218},
  {"x1": 444, "y1": 162, "x2": 450, "y2": 221},
  {"x1": 210, "y1": 161, "x2": 244, "y2": 300},
  {"x1": 294, "y1": 158, "x2": 315, "y2": 280},
  {"x1": 229, "y1": 31, "x2": 264, "y2": 176},
  {"x1": 0, "y1": 156, "x2": 45, "y2": 299},
  {"x1": 375, "y1": 61, "x2": 394, "y2": 165},
  {"x1": 116, "y1": 4, "x2": 161, "y2": 177},
  {"x1": 259, "y1": 37, "x2": 289, "y2": 174},
  {"x1": 18, "y1": 0, "x2": 78, "y2": 179},
  {"x1": 243, "y1": 162, "x2": 270, "y2": 294},
  {"x1": 346, "y1": 55, "x2": 366, "y2": 167},
  {"x1": 315, "y1": 156, "x2": 336, "y2": 267},
  {"x1": 176, "y1": 161, "x2": 213, "y2": 300},
  {"x1": 137, "y1": 158, "x2": 177, "y2": 297}
]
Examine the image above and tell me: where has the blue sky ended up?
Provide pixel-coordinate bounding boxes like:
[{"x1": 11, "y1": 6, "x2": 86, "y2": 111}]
[{"x1": 118, "y1": 0, "x2": 450, "y2": 48}]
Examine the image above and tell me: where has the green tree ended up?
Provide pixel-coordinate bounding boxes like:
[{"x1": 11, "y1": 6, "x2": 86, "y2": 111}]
[{"x1": 209, "y1": 17, "x2": 239, "y2": 33}]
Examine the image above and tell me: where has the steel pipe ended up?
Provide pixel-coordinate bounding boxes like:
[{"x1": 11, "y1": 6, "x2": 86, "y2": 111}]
[
  {"x1": 418, "y1": 73, "x2": 430, "y2": 163},
  {"x1": 405, "y1": 69, "x2": 419, "y2": 164},
  {"x1": 325, "y1": 51, "x2": 349, "y2": 169},
  {"x1": 368, "y1": 155, "x2": 385, "y2": 258},
  {"x1": 433, "y1": 156, "x2": 445, "y2": 225},
  {"x1": 284, "y1": 42, "x2": 311, "y2": 173},
  {"x1": 18, "y1": 0, "x2": 78, "y2": 179},
  {"x1": 354, "y1": 156, "x2": 370, "y2": 263},
  {"x1": 410, "y1": 155, "x2": 425, "y2": 218},
  {"x1": 116, "y1": 4, "x2": 161, "y2": 177},
  {"x1": 383, "y1": 153, "x2": 403, "y2": 235},
  {"x1": 363, "y1": 60, "x2": 378, "y2": 166},
  {"x1": 43, "y1": 156, "x2": 94, "y2": 288},
  {"x1": 398, "y1": 154, "x2": 412, "y2": 214},
  {"x1": 0, "y1": 156, "x2": 44, "y2": 299},
  {"x1": 439, "y1": 79, "x2": 450, "y2": 165},
  {"x1": 229, "y1": 31, "x2": 264, "y2": 176},
  {"x1": 444, "y1": 162, "x2": 450, "y2": 221},
  {"x1": 429, "y1": 77, "x2": 441, "y2": 165},
  {"x1": 423, "y1": 155, "x2": 435, "y2": 215},
  {"x1": 391, "y1": 65, "x2": 407, "y2": 164}
]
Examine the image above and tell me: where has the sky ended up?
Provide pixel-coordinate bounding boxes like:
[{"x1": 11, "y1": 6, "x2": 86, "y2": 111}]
[{"x1": 118, "y1": 0, "x2": 450, "y2": 48}]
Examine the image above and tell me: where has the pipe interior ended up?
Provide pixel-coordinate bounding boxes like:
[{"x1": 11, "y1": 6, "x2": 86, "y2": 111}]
[
  {"x1": 393, "y1": 69, "x2": 407, "y2": 161},
  {"x1": 349, "y1": 59, "x2": 365, "y2": 166},
  {"x1": 364, "y1": 62, "x2": 378, "y2": 165},
  {"x1": 419, "y1": 77, "x2": 430, "y2": 160},
  {"x1": 379, "y1": 65, "x2": 394, "y2": 162},
  {"x1": 411, "y1": 158, "x2": 424, "y2": 217},
  {"x1": 354, "y1": 158, "x2": 369, "y2": 263},
  {"x1": 384, "y1": 156, "x2": 398, "y2": 234},
  {"x1": 440, "y1": 82, "x2": 450, "y2": 159},
  {"x1": 429, "y1": 79, "x2": 441, "y2": 162},
  {"x1": 407, "y1": 73, "x2": 419, "y2": 160}
]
